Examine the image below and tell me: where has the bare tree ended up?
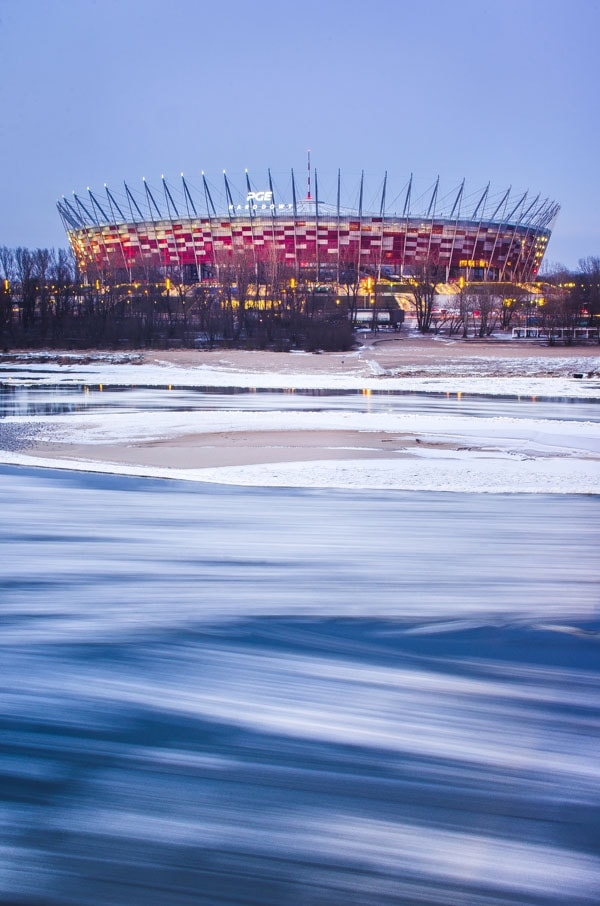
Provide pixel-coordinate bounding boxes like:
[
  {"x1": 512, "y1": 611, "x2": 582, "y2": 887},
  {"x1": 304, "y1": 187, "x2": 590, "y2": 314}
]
[
  {"x1": 33, "y1": 248, "x2": 52, "y2": 335},
  {"x1": 338, "y1": 246, "x2": 361, "y2": 326},
  {"x1": 539, "y1": 283, "x2": 580, "y2": 344},
  {"x1": 471, "y1": 285, "x2": 500, "y2": 337},
  {"x1": 0, "y1": 247, "x2": 16, "y2": 343},
  {"x1": 498, "y1": 284, "x2": 529, "y2": 331},
  {"x1": 410, "y1": 260, "x2": 445, "y2": 333},
  {"x1": 14, "y1": 248, "x2": 36, "y2": 329},
  {"x1": 575, "y1": 257, "x2": 600, "y2": 323},
  {"x1": 50, "y1": 248, "x2": 76, "y2": 343},
  {"x1": 456, "y1": 287, "x2": 475, "y2": 337}
]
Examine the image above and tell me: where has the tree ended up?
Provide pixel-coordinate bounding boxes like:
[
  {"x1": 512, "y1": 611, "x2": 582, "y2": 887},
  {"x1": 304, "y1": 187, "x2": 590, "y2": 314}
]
[
  {"x1": 14, "y1": 247, "x2": 36, "y2": 329},
  {"x1": 575, "y1": 257, "x2": 600, "y2": 323},
  {"x1": 471, "y1": 285, "x2": 500, "y2": 337},
  {"x1": 456, "y1": 287, "x2": 475, "y2": 338},
  {"x1": 0, "y1": 247, "x2": 16, "y2": 344},
  {"x1": 497, "y1": 284, "x2": 528, "y2": 331},
  {"x1": 539, "y1": 283, "x2": 580, "y2": 343},
  {"x1": 33, "y1": 247, "x2": 52, "y2": 336},
  {"x1": 50, "y1": 248, "x2": 76, "y2": 343},
  {"x1": 410, "y1": 260, "x2": 445, "y2": 333},
  {"x1": 338, "y1": 246, "x2": 361, "y2": 327}
]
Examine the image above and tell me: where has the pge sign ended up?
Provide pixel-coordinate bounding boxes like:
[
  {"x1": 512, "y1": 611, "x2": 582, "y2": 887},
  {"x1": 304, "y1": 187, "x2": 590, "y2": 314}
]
[{"x1": 246, "y1": 191, "x2": 273, "y2": 203}]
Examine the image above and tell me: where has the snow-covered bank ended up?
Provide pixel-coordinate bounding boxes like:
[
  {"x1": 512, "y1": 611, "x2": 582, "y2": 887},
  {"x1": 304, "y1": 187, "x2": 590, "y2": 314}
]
[
  {"x1": 1, "y1": 354, "x2": 599, "y2": 493},
  {"x1": 1, "y1": 409, "x2": 598, "y2": 494},
  {"x1": 2, "y1": 357, "x2": 600, "y2": 399},
  {"x1": 7, "y1": 408, "x2": 600, "y2": 456},
  {"x1": 3, "y1": 449, "x2": 596, "y2": 495}
]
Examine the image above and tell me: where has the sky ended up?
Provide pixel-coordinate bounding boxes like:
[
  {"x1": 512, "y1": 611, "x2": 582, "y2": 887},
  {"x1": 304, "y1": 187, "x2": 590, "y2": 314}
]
[{"x1": 0, "y1": 0, "x2": 598, "y2": 270}]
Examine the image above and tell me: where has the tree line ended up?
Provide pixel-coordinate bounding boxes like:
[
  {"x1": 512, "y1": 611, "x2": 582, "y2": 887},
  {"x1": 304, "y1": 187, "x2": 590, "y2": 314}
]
[
  {"x1": 0, "y1": 247, "x2": 357, "y2": 351},
  {"x1": 0, "y1": 245, "x2": 598, "y2": 351},
  {"x1": 402, "y1": 257, "x2": 600, "y2": 338}
]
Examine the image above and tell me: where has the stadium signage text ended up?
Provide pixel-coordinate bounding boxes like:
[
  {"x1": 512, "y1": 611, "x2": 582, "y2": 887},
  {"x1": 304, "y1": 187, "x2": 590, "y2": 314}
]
[
  {"x1": 246, "y1": 191, "x2": 272, "y2": 202},
  {"x1": 228, "y1": 203, "x2": 294, "y2": 212},
  {"x1": 229, "y1": 190, "x2": 294, "y2": 213}
]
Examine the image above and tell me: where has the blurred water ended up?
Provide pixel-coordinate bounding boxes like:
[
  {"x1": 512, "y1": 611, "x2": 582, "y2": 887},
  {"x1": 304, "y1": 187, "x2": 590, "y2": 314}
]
[
  {"x1": 2, "y1": 382, "x2": 599, "y2": 422},
  {"x1": 1, "y1": 465, "x2": 599, "y2": 904}
]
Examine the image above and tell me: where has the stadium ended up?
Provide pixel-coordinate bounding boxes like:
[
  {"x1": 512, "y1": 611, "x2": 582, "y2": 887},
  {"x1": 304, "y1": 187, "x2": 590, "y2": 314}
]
[{"x1": 57, "y1": 165, "x2": 559, "y2": 287}]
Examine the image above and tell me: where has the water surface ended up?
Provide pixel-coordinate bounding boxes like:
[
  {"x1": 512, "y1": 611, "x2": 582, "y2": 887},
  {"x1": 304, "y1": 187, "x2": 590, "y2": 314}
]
[{"x1": 1, "y1": 466, "x2": 598, "y2": 904}]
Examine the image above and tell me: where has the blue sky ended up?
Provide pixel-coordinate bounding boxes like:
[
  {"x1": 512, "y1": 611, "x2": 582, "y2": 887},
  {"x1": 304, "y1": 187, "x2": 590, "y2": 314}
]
[{"x1": 0, "y1": 0, "x2": 598, "y2": 269}]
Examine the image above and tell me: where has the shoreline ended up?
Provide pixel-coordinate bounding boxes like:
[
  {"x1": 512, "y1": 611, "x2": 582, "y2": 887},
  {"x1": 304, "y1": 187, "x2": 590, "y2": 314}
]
[
  {"x1": 1, "y1": 338, "x2": 599, "y2": 494},
  {"x1": 3, "y1": 332, "x2": 600, "y2": 376},
  {"x1": 27, "y1": 429, "x2": 460, "y2": 471}
]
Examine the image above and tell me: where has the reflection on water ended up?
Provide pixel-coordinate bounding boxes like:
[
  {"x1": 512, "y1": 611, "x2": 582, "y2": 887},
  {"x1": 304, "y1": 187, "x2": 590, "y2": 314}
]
[
  {"x1": 1, "y1": 466, "x2": 599, "y2": 904},
  {"x1": 1, "y1": 381, "x2": 600, "y2": 421}
]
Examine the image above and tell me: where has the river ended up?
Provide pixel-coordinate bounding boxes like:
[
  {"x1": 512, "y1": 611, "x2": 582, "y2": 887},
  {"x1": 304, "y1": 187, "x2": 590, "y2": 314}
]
[{"x1": 1, "y1": 457, "x2": 599, "y2": 905}]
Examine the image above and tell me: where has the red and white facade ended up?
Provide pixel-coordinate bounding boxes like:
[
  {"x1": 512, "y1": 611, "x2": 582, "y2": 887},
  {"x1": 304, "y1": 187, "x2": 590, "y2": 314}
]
[{"x1": 58, "y1": 171, "x2": 559, "y2": 284}]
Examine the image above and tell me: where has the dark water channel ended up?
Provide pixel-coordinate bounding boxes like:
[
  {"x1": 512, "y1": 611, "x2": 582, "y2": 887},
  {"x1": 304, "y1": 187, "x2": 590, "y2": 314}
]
[
  {"x1": 1, "y1": 381, "x2": 600, "y2": 422},
  {"x1": 1, "y1": 461, "x2": 599, "y2": 905}
]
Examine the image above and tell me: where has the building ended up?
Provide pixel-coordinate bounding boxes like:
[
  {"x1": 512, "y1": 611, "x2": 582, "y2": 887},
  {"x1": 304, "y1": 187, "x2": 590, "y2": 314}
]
[{"x1": 58, "y1": 167, "x2": 559, "y2": 286}]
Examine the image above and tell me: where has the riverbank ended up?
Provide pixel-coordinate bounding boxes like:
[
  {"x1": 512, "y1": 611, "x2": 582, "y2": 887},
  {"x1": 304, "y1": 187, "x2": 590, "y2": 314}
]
[
  {"x1": 4, "y1": 332, "x2": 600, "y2": 378},
  {"x1": 1, "y1": 337, "x2": 599, "y2": 493},
  {"x1": 139, "y1": 333, "x2": 600, "y2": 377}
]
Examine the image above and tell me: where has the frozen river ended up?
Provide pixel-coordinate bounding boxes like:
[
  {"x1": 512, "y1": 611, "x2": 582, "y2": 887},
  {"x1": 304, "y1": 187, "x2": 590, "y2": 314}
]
[
  {"x1": 1, "y1": 376, "x2": 599, "y2": 904},
  {"x1": 2, "y1": 380, "x2": 600, "y2": 422},
  {"x1": 2, "y1": 376, "x2": 599, "y2": 495},
  {"x1": 1, "y1": 462, "x2": 599, "y2": 905}
]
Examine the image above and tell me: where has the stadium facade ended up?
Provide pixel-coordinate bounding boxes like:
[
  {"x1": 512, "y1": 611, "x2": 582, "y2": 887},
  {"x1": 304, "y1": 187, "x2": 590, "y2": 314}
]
[{"x1": 58, "y1": 167, "x2": 559, "y2": 285}]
